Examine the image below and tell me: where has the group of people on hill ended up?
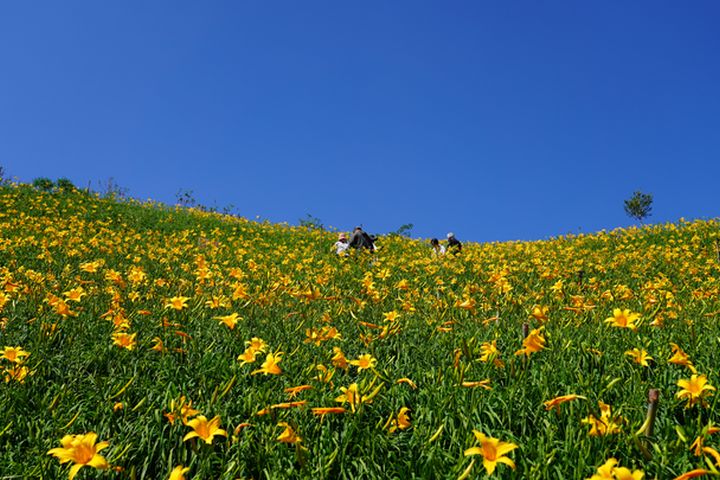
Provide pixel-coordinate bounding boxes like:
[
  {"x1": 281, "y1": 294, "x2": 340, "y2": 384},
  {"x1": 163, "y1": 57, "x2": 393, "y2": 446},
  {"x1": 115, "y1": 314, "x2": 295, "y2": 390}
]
[{"x1": 333, "y1": 227, "x2": 461, "y2": 256}]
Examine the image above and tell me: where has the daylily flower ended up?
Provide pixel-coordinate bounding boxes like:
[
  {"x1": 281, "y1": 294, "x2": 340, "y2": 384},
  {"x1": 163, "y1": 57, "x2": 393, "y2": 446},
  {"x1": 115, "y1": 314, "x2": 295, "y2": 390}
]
[
  {"x1": 349, "y1": 353, "x2": 376, "y2": 371},
  {"x1": 47, "y1": 432, "x2": 110, "y2": 480},
  {"x1": 331, "y1": 346, "x2": 349, "y2": 370},
  {"x1": 164, "y1": 396, "x2": 200, "y2": 425},
  {"x1": 582, "y1": 401, "x2": 623, "y2": 436},
  {"x1": 284, "y1": 384, "x2": 312, "y2": 398},
  {"x1": 668, "y1": 343, "x2": 697, "y2": 373},
  {"x1": 165, "y1": 296, "x2": 190, "y2": 310},
  {"x1": 530, "y1": 305, "x2": 549, "y2": 322},
  {"x1": 277, "y1": 422, "x2": 302, "y2": 443},
  {"x1": 672, "y1": 469, "x2": 713, "y2": 480},
  {"x1": 464, "y1": 430, "x2": 518, "y2": 475},
  {"x1": 112, "y1": 332, "x2": 137, "y2": 350},
  {"x1": 586, "y1": 458, "x2": 644, "y2": 480},
  {"x1": 604, "y1": 308, "x2": 640, "y2": 330},
  {"x1": 214, "y1": 313, "x2": 241, "y2": 329},
  {"x1": 237, "y1": 347, "x2": 259, "y2": 365},
  {"x1": 183, "y1": 415, "x2": 227, "y2": 444},
  {"x1": 251, "y1": 352, "x2": 282, "y2": 375},
  {"x1": 462, "y1": 379, "x2": 492, "y2": 390},
  {"x1": 625, "y1": 348, "x2": 653, "y2": 367},
  {"x1": 387, "y1": 407, "x2": 411, "y2": 433},
  {"x1": 312, "y1": 407, "x2": 346, "y2": 416},
  {"x1": 676, "y1": 374, "x2": 715, "y2": 408},
  {"x1": 515, "y1": 328, "x2": 545, "y2": 356},
  {"x1": 245, "y1": 337, "x2": 267, "y2": 353},
  {"x1": 0, "y1": 346, "x2": 30, "y2": 364},
  {"x1": 168, "y1": 465, "x2": 190, "y2": 480},
  {"x1": 543, "y1": 394, "x2": 586, "y2": 413}
]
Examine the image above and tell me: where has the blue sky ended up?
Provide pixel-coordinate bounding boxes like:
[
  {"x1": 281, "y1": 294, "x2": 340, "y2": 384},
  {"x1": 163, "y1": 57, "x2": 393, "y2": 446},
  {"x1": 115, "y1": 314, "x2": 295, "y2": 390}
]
[{"x1": 1, "y1": 2, "x2": 718, "y2": 242}]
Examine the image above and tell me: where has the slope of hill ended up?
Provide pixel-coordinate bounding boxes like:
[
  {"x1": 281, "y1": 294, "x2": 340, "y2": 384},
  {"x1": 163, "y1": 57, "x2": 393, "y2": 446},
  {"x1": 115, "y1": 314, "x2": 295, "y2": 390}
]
[{"x1": 1, "y1": 184, "x2": 719, "y2": 479}]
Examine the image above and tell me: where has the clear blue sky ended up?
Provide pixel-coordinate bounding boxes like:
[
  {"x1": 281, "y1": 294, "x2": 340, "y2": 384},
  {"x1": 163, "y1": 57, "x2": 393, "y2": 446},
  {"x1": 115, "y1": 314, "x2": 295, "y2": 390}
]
[{"x1": 1, "y1": 2, "x2": 718, "y2": 242}]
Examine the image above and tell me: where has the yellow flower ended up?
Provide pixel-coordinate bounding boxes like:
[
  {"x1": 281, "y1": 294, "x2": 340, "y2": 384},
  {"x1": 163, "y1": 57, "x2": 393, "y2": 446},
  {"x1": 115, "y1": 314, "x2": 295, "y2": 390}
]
[
  {"x1": 614, "y1": 466, "x2": 645, "y2": 480},
  {"x1": 349, "y1": 353, "x2": 377, "y2": 371},
  {"x1": 245, "y1": 337, "x2": 267, "y2": 352},
  {"x1": 676, "y1": 374, "x2": 715, "y2": 408},
  {"x1": 168, "y1": 465, "x2": 190, "y2": 480},
  {"x1": 395, "y1": 377, "x2": 417, "y2": 389},
  {"x1": 214, "y1": 312, "x2": 241, "y2": 330},
  {"x1": 331, "y1": 346, "x2": 349, "y2": 370},
  {"x1": 543, "y1": 394, "x2": 586, "y2": 413},
  {"x1": 183, "y1": 415, "x2": 227, "y2": 444},
  {"x1": 151, "y1": 337, "x2": 166, "y2": 353},
  {"x1": 277, "y1": 422, "x2": 302, "y2": 443},
  {"x1": 461, "y1": 379, "x2": 492, "y2": 390},
  {"x1": 237, "y1": 347, "x2": 259, "y2": 365},
  {"x1": 587, "y1": 457, "x2": 617, "y2": 480},
  {"x1": 625, "y1": 348, "x2": 653, "y2": 367},
  {"x1": 47, "y1": 432, "x2": 110, "y2": 480},
  {"x1": 387, "y1": 407, "x2": 411, "y2": 433},
  {"x1": 251, "y1": 352, "x2": 282, "y2": 375},
  {"x1": 582, "y1": 401, "x2": 623, "y2": 436},
  {"x1": 164, "y1": 396, "x2": 200, "y2": 425},
  {"x1": 63, "y1": 286, "x2": 86, "y2": 302},
  {"x1": 530, "y1": 305, "x2": 549, "y2": 322},
  {"x1": 586, "y1": 458, "x2": 644, "y2": 480},
  {"x1": 3, "y1": 364, "x2": 30, "y2": 383},
  {"x1": 604, "y1": 308, "x2": 640, "y2": 330},
  {"x1": 463, "y1": 430, "x2": 518, "y2": 475},
  {"x1": 668, "y1": 343, "x2": 697, "y2": 373},
  {"x1": 383, "y1": 310, "x2": 400, "y2": 322},
  {"x1": 514, "y1": 328, "x2": 545, "y2": 356},
  {"x1": 334, "y1": 383, "x2": 374, "y2": 412},
  {"x1": 0, "y1": 346, "x2": 30, "y2": 364},
  {"x1": 165, "y1": 296, "x2": 190, "y2": 310},
  {"x1": 112, "y1": 332, "x2": 137, "y2": 350}
]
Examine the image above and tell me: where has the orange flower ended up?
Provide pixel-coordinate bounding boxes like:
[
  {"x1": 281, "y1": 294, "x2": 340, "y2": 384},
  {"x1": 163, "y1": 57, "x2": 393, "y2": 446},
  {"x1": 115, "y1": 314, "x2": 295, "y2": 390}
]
[
  {"x1": 311, "y1": 407, "x2": 346, "y2": 415},
  {"x1": 284, "y1": 385, "x2": 312, "y2": 398},
  {"x1": 543, "y1": 394, "x2": 585, "y2": 413},
  {"x1": 331, "y1": 347, "x2": 349, "y2": 370},
  {"x1": 515, "y1": 328, "x2": 545, "y2": 356}
]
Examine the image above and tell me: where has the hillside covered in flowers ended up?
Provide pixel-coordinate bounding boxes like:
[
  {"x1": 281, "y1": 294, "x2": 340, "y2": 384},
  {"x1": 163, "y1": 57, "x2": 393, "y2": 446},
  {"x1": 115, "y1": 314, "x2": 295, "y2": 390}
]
[{"x1": 1, "y1": 184, "x2": 719, "y2": 479}]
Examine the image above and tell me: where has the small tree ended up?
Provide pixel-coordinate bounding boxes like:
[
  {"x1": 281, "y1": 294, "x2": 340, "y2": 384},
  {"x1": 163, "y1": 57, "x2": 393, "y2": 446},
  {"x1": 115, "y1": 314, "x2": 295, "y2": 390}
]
[
  {"x1": 624, "y1": 191, "x2": 653, "y2": 223},
  {"x1": 299, "y1": 214, "x2": 324, "y2": 231},
  {"x1": 56, "y1": 177, "x2": 76, "y2": 193},
  {"x1": 390, "y1": 223, "x2": 414, "y2": 238},
  {"x1": 33, "y1": 177, "x2": 55, "y2": 192}
]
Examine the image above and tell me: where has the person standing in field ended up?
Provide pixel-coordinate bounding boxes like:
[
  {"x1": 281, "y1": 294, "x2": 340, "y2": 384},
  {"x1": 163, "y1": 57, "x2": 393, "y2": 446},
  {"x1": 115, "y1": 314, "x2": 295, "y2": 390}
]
[
  {"x1": 430, "y1": 238, "x2": 446, "y2": 256},
  {"x1": 333, "y1": 233, "x2": 350, "y2": 256},
  {"x1": 447, "y1": 232, "x2": 462, "y2": 254},
  {"x1": 348, "y1": 226, "x2": 376, "y2": 251}
]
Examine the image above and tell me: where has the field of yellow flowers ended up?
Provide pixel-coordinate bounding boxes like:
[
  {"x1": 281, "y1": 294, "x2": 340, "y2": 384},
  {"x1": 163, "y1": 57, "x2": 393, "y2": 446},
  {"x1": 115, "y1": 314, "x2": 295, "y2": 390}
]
[{"x1": 1, "y1": 184, "x2": 719, "y2": 479}]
